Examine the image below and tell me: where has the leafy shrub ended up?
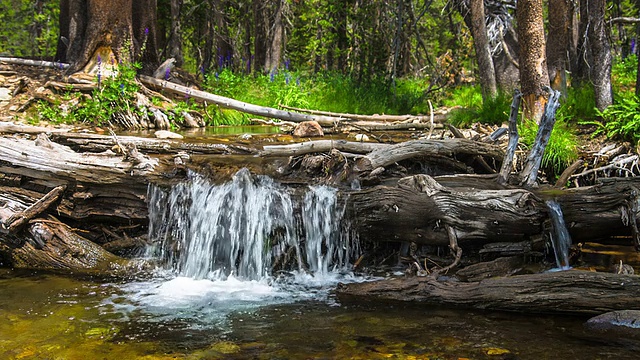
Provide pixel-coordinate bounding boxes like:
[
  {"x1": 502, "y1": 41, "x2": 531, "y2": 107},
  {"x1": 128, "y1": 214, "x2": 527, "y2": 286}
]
[
  {"x1": 447, "y1": 87, "x2": 512, "y2": 127},
  {"x1": 594, "y1": 96, "x2": 640, "y2": 143}
]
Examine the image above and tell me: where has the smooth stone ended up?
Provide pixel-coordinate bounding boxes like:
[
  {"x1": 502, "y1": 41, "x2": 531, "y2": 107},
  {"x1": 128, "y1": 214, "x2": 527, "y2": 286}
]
[
  {"x1": 154, "y1": 130, "x2": 183, "y2": 139},
  {"x1": 0, "y1": 87, "x2": 11, "y2": 101},
  {"x1": 585, "y1": 310, "x2": 640, "y2": 340}
]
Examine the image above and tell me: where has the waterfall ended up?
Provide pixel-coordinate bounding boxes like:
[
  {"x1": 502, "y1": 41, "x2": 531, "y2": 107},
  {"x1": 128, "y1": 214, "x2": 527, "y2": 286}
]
[
  {"x1": 545, "y1": 200, "x2": 572, "y2": 270},
  {"x1": 146, "y1": 169, "x2": 358, "y2": 281}
]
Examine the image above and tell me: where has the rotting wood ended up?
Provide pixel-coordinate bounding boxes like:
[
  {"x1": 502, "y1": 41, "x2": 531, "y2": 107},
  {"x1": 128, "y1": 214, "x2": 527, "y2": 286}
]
[
  {"x1": 2, "y1": 185, "x2": 66, "y2": 233},
  {"x1": 498, "y1": 89, "x2": 522, "y2": 184},
  {"x1": 336, "y1": 270, "x2": 640, "y2": 315},
  {"x1": 519, "y1": 88, "x2": 562, "y2": 187},
  {"x1": 354, "y1": 138, "x2": 504, "y2": 174},
  {"x1": 554, "y1": 159, "x2": 584, "y2": 188}
]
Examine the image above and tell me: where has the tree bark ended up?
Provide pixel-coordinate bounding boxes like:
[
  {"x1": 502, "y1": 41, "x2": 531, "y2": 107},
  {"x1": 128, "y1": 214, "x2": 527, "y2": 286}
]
[
  {"x1": 336, "y1": 271, "x2": 640, "y2": 315},
  {"x1": 469, "y1": 0, "x2": 497, "y2": 100},
  {"x1": 62, "y1": 0, "x2": 159, "y2": 75},
  {"x1": 167, "y1": 0, "x2": 184, "y2": 67},
  {"x1": 547, "y1": 0, "x2": 572, "y2": 96},
  {"x1": 588, "y1": 0, "x2": 613, "y2": 110},
  {"x1": 517, "y1": 0, "x2": 550, "y2": 122}
]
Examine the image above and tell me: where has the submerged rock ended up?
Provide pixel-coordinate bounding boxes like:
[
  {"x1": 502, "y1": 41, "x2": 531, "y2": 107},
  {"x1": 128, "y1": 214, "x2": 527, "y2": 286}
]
[
  {"x1": 154, "y1": 130, "x2": 183, "y2": 139},
  {"x1": 585, "y1": 310, "x2": 640, "y2": 340},
  {"x1": 293, "y1": 120, "x2": 323, "y2": 137}
]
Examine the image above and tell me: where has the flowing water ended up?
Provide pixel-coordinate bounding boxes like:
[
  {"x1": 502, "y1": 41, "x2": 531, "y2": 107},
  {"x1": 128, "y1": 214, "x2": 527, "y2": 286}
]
[
  {"x1": 546, "y1": 200, "x2": 573, "y2": 270},
  {"x1": 1, "y1": 171, "x2": 639, "y2": 359}
]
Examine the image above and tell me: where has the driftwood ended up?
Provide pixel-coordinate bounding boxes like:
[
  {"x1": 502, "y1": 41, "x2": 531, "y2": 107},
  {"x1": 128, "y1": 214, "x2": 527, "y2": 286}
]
[
  {"x1": 498, "y1": 90, "x2": 522, "y2": 184},
  {"x1": 347, "y1": 174, "x2": 640, "y2": 247},
  {"x1": 354, "y1": 139, "x2": 504, "y2": 174},
  {"x1": 0, "y1": 57, "x2": 69, "y2": 69},
  {"x1": 519, "y1": 89, "x2": 562, "y2": 186},
  {"x1": 1, "y1": 185, "x2": 65, "y2": 233},
  {"x1": 278, "y1": 103, "x2": 442, "y2": 123},
  {"x1": 336, "y1": 270, "x2": 640, "y2": 315},
  {"x1": 140, "y1": 75, "x2": 343, "y2": 126}
]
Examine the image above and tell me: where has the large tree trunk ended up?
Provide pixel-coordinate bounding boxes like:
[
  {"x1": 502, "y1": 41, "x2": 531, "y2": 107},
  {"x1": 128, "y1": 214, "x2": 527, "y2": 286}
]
[
  {"x1": 517, "y1": 0, "x2": 550, "y2": 121},
  {"x1": 469, "y1": 0, "x2": 497, "y2": 100},
  {"x1": 265, "y1": 0, "x2": 287, "y2": 72},
  {"x1": 547, "y1": 0, "x2": 572, "y2": 96},
  {"x1": 62, "y1": 0, "x2": 158, "y2": 75},
  {"x1": 588, "y1": 0, "x2": 613, "y2": 110},
  {"x1": 167, "y1": 0, "x2": 184, "y2": 67}
]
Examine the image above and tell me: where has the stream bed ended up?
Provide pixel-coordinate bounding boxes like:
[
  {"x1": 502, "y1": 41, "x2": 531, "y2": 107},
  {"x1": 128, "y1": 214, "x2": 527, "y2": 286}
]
[{"x1": 1, "y1": 268, "x2": 639, "y2": 360}]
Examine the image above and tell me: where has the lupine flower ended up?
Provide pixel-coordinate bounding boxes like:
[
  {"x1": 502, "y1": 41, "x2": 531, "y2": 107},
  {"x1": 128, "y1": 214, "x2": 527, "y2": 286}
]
[
  {"x1": 270, "y1": 71, "x2": 275, "y2": 82},
  {"x1": 215, "y1": 72, "x2": 219, "y2": 80},
  {"x1": 284, "y1": 59, "x2": 290, "y2": 70},
  {"x1": 120, "y1": 83, "x2": 125, "y2": 95},
  {"x1": 285, "y1": 74, "x2": 290, "y2": 85},
  {"x1": 164, "y1": 67, "x2": 171, "y2": 80},
  {"x1": 144, "y1": 27, "x2": 149, "y2": 37},
  {"x1": 200, "y1": 65, "x2": 206, "y2": 78}
]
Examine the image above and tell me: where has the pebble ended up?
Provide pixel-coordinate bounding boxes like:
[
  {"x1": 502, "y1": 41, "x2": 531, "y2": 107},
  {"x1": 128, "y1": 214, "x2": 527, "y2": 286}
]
[{"x1": 154, "y1": 130, "x2": 183, "y2": 139}]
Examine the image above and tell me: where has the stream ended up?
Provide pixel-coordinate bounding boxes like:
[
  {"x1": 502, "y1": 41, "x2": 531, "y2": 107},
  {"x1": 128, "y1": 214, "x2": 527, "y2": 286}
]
[{"x1": 1, "y1": 168, "x2": 640, "y2": 359}]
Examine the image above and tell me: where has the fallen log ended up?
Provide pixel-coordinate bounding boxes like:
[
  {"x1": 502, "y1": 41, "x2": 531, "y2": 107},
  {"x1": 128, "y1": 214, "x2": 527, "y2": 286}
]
[
  {"x1": 278, "y1": 103, "x2": 443, "y2": 123},
  {"x1": 1, "y1": 185, "x2": 65, "y2": 233},
  {"x1": 0, "y1": 57, "x2": 69, "y2": 69},
  {"x1": 336, "y1": 270, "x2": 640, "y2": 315},
  {"x1": 139, "y1": 75, "x2": 343, "y2": 126},
  {"x1": 354, "y1": 138, "x2": 504, "y2": 174},
  {"x1": 347, "y1": 174, "x2": 640, "y2": 247}
]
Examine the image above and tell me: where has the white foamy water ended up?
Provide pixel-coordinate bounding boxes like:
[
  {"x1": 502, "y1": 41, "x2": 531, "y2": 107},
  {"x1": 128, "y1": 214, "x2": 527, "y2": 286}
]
[{"x1": 109, "y1": 169, "x2": 367, "y2": 324}]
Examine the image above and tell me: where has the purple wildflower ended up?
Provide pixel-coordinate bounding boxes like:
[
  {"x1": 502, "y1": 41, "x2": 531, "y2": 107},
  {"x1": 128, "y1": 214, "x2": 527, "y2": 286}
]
[
  {"x1": 246, "y1": 58, "x2": 251, "y2": 73},
  {"x1": 632, "y1": 39, "x2": 637, "y2": 55},
  {"x1": 144, "y1": 27, "x2": 149, "y2": 37},
  {"x1": 164, "y1": 67, "x2": 171, "y2": 80},
  {"x1": 120, "y1": 83, "x2": 125, "y2": 95},
  {"x1": 284, "y1": 59, "x2": 290, "y2": 70},
  {"x1": 270, "y1": 71, "x2": 275, "y2": 82},
  {"x1": 285, "y1": 74, "x2": 290, "y2": 85},
  {"x1": 215, "y1": 72, "x2": 219, "y2": 80},
  {"x1": 97, "y1": 55, "x2": 101, "y2": 66}
]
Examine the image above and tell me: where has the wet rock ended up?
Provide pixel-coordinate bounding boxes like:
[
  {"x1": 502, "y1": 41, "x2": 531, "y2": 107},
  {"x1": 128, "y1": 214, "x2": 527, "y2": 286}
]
[
  {"x1": 154, "y1": 130, "x2": 183, "y2": 139},
  {"x1": 293, "y1": 121, "x2": 324, "y2": 137},
  {"x1": 585, "y1": 310, "x2": 640, "y2": 340}
]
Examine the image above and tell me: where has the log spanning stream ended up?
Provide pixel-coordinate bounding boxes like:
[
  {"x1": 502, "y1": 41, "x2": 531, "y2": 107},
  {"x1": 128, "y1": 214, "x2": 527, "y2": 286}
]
[{"x1": 0, "y1": 171, "x2": 639, "y2": 359}]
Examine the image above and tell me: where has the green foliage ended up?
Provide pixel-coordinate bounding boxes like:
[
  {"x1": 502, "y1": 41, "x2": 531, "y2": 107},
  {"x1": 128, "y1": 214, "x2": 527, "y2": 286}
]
[
  {"x1": 446, "y1": 86, "x2": 511, "y2": 127},
  {"x1": 0, "y1": 0, "x2": 59, "y2": 58},
  {"x1": 593, "y1": 95, "x2": 640, "y2": 143},
  {"x1": 611, "y1": 54, "x2": 638, "y2": 97},
  {"x1": 203, "y1": 69, "x2": 431, "y2": 118},
  {"x1": 520, "y1": 117, "x2": 579, "y2": 176},
  {"x1": 559, "y1": 85, "x2": 598, "y2": 122}
]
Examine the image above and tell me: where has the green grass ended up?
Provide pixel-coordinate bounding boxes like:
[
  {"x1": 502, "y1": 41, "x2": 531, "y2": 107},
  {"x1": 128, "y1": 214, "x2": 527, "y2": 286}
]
[
  {"x1": 445, "y1": 86, "x2": 512, "y2": 127},
  {"x1": 519, "y1": 116, "x2": 578, "y2": 176}
]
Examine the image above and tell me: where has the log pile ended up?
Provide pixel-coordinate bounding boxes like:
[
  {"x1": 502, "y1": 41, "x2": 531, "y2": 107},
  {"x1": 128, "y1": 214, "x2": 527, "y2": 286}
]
[{"x1": 3, "y1": 58, "x2": 640, "y2": 317}]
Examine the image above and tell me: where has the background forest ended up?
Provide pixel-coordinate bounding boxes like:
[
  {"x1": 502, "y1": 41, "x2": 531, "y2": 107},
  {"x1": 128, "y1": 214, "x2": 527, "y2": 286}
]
[{"x1": 1, "y1": 0, "x2": 640, "y2": 175}]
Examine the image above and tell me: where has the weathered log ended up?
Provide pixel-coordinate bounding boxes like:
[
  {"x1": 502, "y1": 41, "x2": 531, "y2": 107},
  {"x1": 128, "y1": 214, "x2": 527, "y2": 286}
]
[
  {"x1": 498, "y1": 89, "x2": 522, "y2": 184},
  {"x1": 0, "y1": 57, "x2": 69, "y2": 69},
  {"x1": 139, "y1": 75, "x2": 343, "y2": 126},
  {"x1": 278, "y1": 103, "x2": 443, "y2": 123},
  {"x1": 261, "y1": 139, "x2": 386, "y2": 157},
  {"x1": 336, "y1": 270, "x2": 640, "y2": 315},
  {"x1": 2, "y1": 185, "x2": 65, "y2": 233},
  {"x1": 347, "y1": 174, "x2": 640, "y2": 247},
  {"x1": 48, "y1": 132, "x2": 256, "y2": 155},
  {"x1": 455, "y1": 256, "x2": 524, "y2": 281},
  {"x1": 519, "y1": 89, "x2": 562, "y2": 186},
  {"x1": 354, "y1": 138, "x2": 504, "y2": 173},
  {"x1": 0, "y1": 216, "x2": 120, "y2": 270}
]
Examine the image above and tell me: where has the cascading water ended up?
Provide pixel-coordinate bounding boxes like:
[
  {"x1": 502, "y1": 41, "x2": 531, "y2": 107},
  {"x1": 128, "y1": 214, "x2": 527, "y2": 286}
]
[
  {"x1": 146, "y1": 168, "x2": 359, "y2": 282},
  {"x1": 545, "y1": 200, "x2": 572, "y2": 270}
]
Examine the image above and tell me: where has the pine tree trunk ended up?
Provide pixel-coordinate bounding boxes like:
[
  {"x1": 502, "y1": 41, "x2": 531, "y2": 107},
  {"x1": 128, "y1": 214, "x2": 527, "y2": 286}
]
[
  {"x1": 469, "y1": 0, "x2": 497, "y2": 100},
  {"x1": 517, "y1": 0, "x2": 550, "y2": 122}
]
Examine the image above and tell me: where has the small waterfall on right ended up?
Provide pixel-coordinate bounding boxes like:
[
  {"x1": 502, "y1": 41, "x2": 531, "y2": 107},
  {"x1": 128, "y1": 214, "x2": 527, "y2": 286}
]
[{"x1": 545, "y1": 200, "x2": 572, "y2": 270}]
